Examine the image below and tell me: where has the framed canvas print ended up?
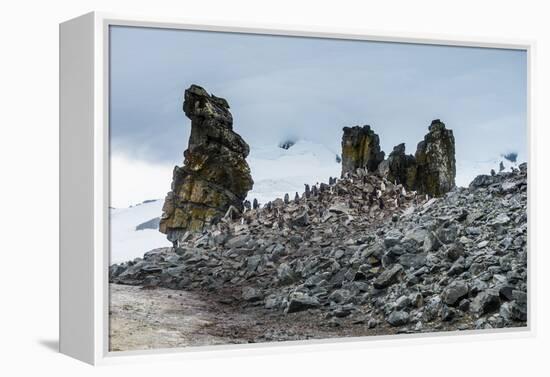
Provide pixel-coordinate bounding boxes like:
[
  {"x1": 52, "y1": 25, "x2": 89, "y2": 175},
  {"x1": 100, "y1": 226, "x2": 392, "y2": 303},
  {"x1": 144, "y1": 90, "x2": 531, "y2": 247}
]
[{"x1": 59, "y1": 12, "x2": 533, "y2": 365}]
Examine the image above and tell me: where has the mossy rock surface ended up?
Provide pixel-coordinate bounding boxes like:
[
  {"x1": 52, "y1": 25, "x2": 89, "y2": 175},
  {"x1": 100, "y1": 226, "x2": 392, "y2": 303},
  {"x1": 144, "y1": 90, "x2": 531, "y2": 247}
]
[
  {"x1": 414, "y1": 120, "x2": 456, "y2": 197},
  {"x1": 160, "y1": 85, "x2": 253, "y2": 238},
  {"x1": 341, "y1": 125, "x2": 384, "y2": 177}
]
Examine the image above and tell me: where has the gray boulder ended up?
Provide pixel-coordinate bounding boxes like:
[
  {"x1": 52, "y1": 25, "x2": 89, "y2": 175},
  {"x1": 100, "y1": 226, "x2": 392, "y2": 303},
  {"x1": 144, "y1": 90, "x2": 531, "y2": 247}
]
[
  {"x1": 471, "y1": 290, "x2": 501, "y2": 316},
  {"x1": 442, "y1": 280, "x2": 469, "y2": 306},
  {"x1": 387, "y1": 310, "x2": 410, "y2": 326},
  {"x1": 242, "y1": 287, "x2": 263, "y2": 302},
  {"x1": 373, "y1": 264, "x2": 403, "y2": 289},
  {"x1": 277, "y1": 263, "x2": 298, "y2": 285},
  {"x1": 286, "y1": 292, "x2": 320, "y2": 313}
]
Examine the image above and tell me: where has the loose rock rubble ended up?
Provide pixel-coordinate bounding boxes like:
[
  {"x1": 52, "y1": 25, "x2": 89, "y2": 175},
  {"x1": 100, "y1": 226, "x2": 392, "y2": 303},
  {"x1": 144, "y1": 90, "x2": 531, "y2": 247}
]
[{"x1": 111, "y1": 163, "x2": 527, "y2": 337}]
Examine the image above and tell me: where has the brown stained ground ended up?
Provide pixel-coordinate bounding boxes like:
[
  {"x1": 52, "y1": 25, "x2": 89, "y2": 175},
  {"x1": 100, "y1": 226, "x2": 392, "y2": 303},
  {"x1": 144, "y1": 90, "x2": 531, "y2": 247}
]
[
  {"x1": 109, "y1": 283, "x2": 395, "y2": 352},
  {"x1": 109, "y1": 284, "x2": 527, "y2": 352}
]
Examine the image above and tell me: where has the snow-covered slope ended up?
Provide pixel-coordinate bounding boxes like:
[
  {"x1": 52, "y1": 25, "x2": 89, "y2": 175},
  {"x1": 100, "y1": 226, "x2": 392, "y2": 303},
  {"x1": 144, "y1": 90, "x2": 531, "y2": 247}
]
[
  {"x1": 246, "y1": 140, "x2": 341, "y2": 205},
  {"x1": 110, "y1": 200, "x2": 171, "y2": 264}
]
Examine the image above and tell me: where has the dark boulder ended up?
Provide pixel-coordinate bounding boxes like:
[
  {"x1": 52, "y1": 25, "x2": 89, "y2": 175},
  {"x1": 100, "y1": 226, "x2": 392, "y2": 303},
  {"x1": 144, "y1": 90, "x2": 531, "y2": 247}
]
[
  {"x1": 286, "y1": 292, "x2": 320, "y2": 313},
  {"x1": 471, "y1": 290, "x2": 501, "y2": 316},
  {"x1": 373, "y1": 264, "x2": 403, "y2": 289},
  {"x1": 387, "y1": 310, "x2": 410, "y2": 326},
  {"x1": 469, "y1": 174, "x2": 498, "y2": 189},
  {"x1": 442, "y1": 280, "x2": 469, "y2": 306},
  {"x1": 135, "y1": 217, "x2": 161, "y2": 231}
]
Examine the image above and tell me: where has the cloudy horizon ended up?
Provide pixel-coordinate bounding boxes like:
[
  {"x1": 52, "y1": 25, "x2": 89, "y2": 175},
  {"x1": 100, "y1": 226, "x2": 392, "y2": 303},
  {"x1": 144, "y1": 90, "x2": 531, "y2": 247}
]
[{"x1": 109, "y1": 26, "x2": 527, "y2": 208}]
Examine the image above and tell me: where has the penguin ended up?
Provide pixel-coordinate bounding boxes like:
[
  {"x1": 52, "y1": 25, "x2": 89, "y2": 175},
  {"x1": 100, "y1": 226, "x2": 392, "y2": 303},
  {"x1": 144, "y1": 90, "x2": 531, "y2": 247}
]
[{"x1": 304, "y1": 184, "x2": 311, "y2": 198}]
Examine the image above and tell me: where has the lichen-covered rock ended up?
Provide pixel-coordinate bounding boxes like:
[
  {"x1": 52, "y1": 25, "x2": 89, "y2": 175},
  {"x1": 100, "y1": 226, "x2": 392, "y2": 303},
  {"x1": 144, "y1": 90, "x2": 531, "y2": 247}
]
[
  {"x1": 159, "y1": 85, "x2": 253, "y2": 242},
  {"x1": 341, "y1": 125, "x2": 385, "y2": 177},
  {"x1": 415, "y1": 119, "x2": 456, "y2": 197}
]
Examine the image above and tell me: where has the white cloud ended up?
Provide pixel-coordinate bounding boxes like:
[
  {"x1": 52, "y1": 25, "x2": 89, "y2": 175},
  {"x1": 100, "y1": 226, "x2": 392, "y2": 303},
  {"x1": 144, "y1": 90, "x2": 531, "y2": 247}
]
[{"x1": 109, "y1": 26, "x2": 527, "y2": 206}]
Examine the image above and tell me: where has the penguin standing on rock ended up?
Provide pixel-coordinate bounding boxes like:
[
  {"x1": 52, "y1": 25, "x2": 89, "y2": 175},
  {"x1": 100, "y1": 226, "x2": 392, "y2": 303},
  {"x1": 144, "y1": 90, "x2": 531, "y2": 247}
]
[
  {"x1": 312, "y1": 185, "x2": 318, "y2": 197},
  {"x1": 368, "y1": 187, "x2": 377, "y2": 206},
  {"x1": 304, "y1": 184, "x2": 311, "y2": 198}
]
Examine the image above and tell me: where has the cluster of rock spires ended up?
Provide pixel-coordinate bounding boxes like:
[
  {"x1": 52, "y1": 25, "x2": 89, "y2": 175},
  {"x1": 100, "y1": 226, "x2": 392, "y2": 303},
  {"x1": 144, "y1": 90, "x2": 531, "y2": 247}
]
[
  {"x1": 112, "y1": 85, "x2": 526, "y2": 338},
  {"x1": 159, "y1": 85, "x2": 253, "y2": 244},
  {"x1": 160, "y1": 85, "x2": 456, "y2": 240},
  {"x1": 112, "y1": 161, "x2": 527, "y2": 335},
  {"x1": 341, "y1": 119, "x2": 456, "y2": 197}
]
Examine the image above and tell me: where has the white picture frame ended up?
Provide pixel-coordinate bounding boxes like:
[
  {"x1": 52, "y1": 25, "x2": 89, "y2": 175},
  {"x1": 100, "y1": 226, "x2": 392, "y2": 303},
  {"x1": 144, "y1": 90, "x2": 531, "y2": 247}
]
[{"x1": 59, "y1": 11, "x2": 535, "y2": 365}]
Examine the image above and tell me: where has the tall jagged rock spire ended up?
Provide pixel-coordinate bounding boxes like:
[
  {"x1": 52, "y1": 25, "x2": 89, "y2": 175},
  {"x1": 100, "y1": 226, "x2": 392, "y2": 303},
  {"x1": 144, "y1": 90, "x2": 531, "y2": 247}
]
[
  {"x1": 159, "y1": 85, "x2": 253, "y2": 243},
  {"x1": 414, "y1": 119, "x2": 456, "y2": 196},
  {"x1": 340, "y1": 125, "x2": 385, "y2": 177}
]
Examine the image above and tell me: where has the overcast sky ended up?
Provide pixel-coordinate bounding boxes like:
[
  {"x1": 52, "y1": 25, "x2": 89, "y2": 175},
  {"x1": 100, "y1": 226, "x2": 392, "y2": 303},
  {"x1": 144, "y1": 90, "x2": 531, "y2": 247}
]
[{"x1": 109, "y1": 26, "x2": 527, "y2": 207}]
